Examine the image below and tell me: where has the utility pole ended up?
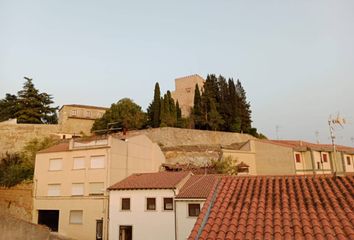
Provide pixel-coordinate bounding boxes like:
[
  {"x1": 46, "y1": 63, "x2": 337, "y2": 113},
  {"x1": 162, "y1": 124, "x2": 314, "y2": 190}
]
[{"x1": 315, "y1": 131, "x2": 320, "y2": 144}]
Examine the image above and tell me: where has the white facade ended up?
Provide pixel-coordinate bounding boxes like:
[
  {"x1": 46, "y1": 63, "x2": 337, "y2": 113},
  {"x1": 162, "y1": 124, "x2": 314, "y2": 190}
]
[
  {"x1": 313, "y1": 151, "x2": 331, "y2": 174},
  {"x1": 175, "y1": 200, "x2": 205, "y2": 240},
  {"x1": 109, "y1": 189, "x2": 176, "y2": 240},
  {"x1": 343, "y1": 154, "x2": 354, "y2": 173}
]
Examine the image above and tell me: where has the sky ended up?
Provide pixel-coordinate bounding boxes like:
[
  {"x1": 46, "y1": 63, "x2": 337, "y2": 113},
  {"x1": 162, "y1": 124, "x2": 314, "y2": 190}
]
[{"x1": 1, "y1": 0, "x2": 353, "y2": 146}]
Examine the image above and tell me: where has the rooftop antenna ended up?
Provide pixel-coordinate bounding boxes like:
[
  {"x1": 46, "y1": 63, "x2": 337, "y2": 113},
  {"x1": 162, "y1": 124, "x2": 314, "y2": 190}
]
[
  {"x1": 328, "y1": 113, "x2": 346, "y2": 174},
  {"x1": 275, "y1": 125, "x2": 280, "y2": 140},
  {"x1": 315, "y1": 130, "x2": 320, "y2": 144}
]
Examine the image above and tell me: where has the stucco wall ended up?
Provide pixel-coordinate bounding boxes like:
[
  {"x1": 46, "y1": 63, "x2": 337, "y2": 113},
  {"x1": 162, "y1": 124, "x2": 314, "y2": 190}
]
[
  {"x1": 175, "y1": 200, "x2": 205, "y2": 240},
  {"x1": 0, "y1": 183, "x2": 33, "y2": 222},
  {"x1": 109, "y1": 189, "x2": 176, "y2": 240},
  {"x1": 254, "y1": 141, "x2": 295, "y2": 175},
  {"x1": 222, "y1": 149, "x2": 257, "y2": 175}
]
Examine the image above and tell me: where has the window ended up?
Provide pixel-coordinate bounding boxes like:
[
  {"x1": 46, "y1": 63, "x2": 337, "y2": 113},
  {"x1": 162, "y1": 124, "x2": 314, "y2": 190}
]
[
  {"x1": 71, "y1": 183, "x2": 84, "y2": 196},
  {"x1": 295, "y1": 153, "x2": 301, "y2": 163},
  {"x1": 69, "y1": 210, "x2": 83, "y2": 224},
  {"x1": 347, "y1": 156, "x2": 352, "y2": 165},
  {"x1": 70, "y1": 110, "x2": 77, "y2": 116},
  {"x1": 121, "y1": 198, "x2": 130, "y2": 210},
  {"x1": 90, "y1": 156, "x2": 105, "y2": 169},
  {"x1": 119, "y1": 226, "x2": 132, "y2": 240},
  {"x1": 322, "y1": 154, "x2": 328, "y2": 163},
  {"x1": 49, "y1": 159, "x2": 62, "y2": 171},
  {"x1": 48, "y1": 184, "x2": 61, "y2": 196},
  {"x1": 146, "y1": 198, "x2": 156, "y2": 210},
  {"x1": 163, "y1": 198, "x2": 173, "y2": 210},
  {"x1": 73, "y1": 157, "x2": 85, "y2": 169},
  {"x1": 188, "y1": 203, "x2": 200, "y2": 217},
  {"x1": 89, "y1": 182, "x2": 104, "y2": 195},
  {"x1": 96, "y1": 220, "x2": 103, "y2": 240}
]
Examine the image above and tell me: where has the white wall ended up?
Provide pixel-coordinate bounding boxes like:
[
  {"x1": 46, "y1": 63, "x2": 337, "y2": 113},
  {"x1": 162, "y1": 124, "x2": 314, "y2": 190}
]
[
  {"x1": 313, "y1": 151, "x2": 331, "y2": 174},
  {"x1": 175, "y1": 200, "x2": 205, "y2": 240},
  {"x1": 109, "y1": 189, "x2": 175, "y2": 240}
]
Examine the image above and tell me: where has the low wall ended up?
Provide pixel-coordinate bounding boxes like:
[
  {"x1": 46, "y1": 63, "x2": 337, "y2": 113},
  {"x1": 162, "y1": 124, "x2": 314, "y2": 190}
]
[
  {"x1": 0, "y1": 182, "x2": 33, "y2": 221},
  {"x1": 0, "y1": 212, "x2": 74, "y2": 240}
]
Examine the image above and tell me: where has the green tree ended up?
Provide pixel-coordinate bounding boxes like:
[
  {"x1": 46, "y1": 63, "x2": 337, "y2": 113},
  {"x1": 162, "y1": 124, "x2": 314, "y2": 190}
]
[
  {"x1": 0, "y1": 153, "x2": 33, "y2": 187},
  {"x1": 211, "y1": 156, "x2": 238, "y2": 175},
  {"x1": 235, "y1": 79, "x2": 252, "y2": 133},
  {"x1": 192, "y1": 84, "x2": 202, "y2": 129},
  {"x1": 92, "y1": 98, "x2": 147, "y2": 133},
  {"x1": 207, "y1": 99, "x2": 224, "y2": 130},
  {"x1": 147, "y1": 83, "x2": 161, "y2": 128},
  {"x1": 0, "y1": 78, "x2": 58, "y2": 124},
  {"x1": 21, "y1": 136, "x2": 60, "y2": 164},
  {"x1": 0, "y1": 94, "x2": 19, "y2": 122}
]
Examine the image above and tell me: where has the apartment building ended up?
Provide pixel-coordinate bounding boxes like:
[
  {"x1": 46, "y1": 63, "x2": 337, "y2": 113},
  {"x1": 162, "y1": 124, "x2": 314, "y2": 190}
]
[
  {"x1": 222, "y1": 139, "x2": 354, "y2": 175},
  {"x1": 32, "y1": 134, "x2": 165, "y2": 240}
]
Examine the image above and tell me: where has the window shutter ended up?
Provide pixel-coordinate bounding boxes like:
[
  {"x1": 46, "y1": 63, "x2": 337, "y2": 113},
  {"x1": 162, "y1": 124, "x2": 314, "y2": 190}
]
[
  {"x1": 89, "y1": 182, "x2": 104, "y2": 195},
  {"x1": 69, "y1": 210, "x2": 83, "y2": 224},
  {"x1": 48, "y1": 184, "x2": 61, "y2": 196},
  {"x1": 72, "y1": 183, "x2": 84, "y2": 196},
  {"x1": 49, "y1": 159, "x2": 62, "y2": 171},
  {"x1": 90, "y1": 156, "x2": 105, "y2": 169},
  {"x1": 73, "y1": 157, "x2": 85, "y2": 169}
]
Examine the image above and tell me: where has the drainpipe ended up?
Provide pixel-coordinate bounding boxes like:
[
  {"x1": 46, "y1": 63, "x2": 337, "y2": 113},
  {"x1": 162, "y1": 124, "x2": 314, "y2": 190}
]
[{"x1": 173, "y1": 189, "x2": 177, "y2": 240}]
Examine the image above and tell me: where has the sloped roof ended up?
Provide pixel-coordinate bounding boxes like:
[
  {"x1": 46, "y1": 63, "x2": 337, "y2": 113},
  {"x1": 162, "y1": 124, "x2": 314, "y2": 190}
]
[
  {"x1": 38, "y1": 142, "x2": 70, "y2": 153},
  {"x1": 176, "y1": 175, "x2": 218, "y2": 199},
  {"x1": 108, "y1": 171, "x2": 191, "y2": 190},
  {"x1": 271, "y1": 140, "x2": 354, "y2": 153},
  {"x1": 189, "y1": 175, "x2": 354, "y2": 240}
]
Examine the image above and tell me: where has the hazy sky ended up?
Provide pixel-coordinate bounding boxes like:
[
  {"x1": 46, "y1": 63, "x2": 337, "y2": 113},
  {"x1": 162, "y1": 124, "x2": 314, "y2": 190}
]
[{"x1": 1, "y1": 1, "x2": 353, "y2": 146}]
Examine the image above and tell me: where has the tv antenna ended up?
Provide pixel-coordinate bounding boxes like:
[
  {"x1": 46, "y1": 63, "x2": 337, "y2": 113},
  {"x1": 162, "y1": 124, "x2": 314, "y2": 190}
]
[
  {"x1": 315, "y1": 131, "x2": 320, "y2": 144},
  {"x1": 275, "y1": 125, "x2": 280, "y2": 140},
  {"x1": 328, "y1": 113, "x2": 346, "y2": 174}
]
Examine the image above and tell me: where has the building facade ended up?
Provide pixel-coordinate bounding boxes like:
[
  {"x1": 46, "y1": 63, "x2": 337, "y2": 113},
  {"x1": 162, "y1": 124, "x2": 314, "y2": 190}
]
[
  {"x1": 32, "y1": 134, "x2": 165, "y2": 240},
  {"x1": 58, "y1": 104, "x2": 108, "y2": 135},
  {"x1": 222, "y1": 139, "x2": 354, "y2": 176}
]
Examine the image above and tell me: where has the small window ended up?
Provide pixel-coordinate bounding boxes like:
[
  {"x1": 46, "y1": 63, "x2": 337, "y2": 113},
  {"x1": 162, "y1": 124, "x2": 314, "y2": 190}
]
[
  {"x1": 69, "y1": 210, "x2": 83, "y2": 224},
  {"x1": 89, "y1": 182, "x2": 104, "y2": 195},
  {"x1": 90, "y1": 156, "x2": 105, "y2": 169},
  {"x1": 71, "y1": 183, "x2": 84, "y2": 196},
  {"x1": 119, "y1": 226, "x2": 132, "y2": 240},
  {"x1": 49, "y1": 159, "x2": 62, "y2": 171},
  {"x1": 347, "y1": 156, "x2": 351, "y2": 165},
  {"x1": 146, "y1": 198, "x2": 156, "y2": 211},
  {"x1": 322, "y1": 154, "x2": 328, "y2": 163},
  {"x1": 73, "y1": 157, "x2": 85, "y2": 169},
  {"x1": 295, "y1": 153, "x2": 301, "y2": 163},
  {"x1": 163, "y1": 198, "x2": 173, "y2": 210},
  {"x1": 188, "y1": 203, "x2": 200, "y2": 217},
  {"x1": 48, "y1": 184, "x2": 61, "y2": 196},
  {"x1": 121, "y1": 198, "x2": 130, "y2": 210}
]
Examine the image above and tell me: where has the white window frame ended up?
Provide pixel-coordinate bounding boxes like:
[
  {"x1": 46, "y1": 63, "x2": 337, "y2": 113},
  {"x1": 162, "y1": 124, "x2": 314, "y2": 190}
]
[
  {"x1": 69, "y1": 210, "x2": 83, "y2": 224},
  {"x1": 73, "y1": 157, "x2": 85, "y2": 170},
  {"x1": 71, "y1": 183, "x2": 84, "y2": 196},
  {"x1": 89, "y1": 182, "x2": 104, "y2": 195},
  {"x1": 47, "y1": 184, "x2": 61, "y2": 196},
  {"x1": 90, "y1": 156, "x2": 105, "y2": 169},
  {"x1": 49, "y1": 159, "x2": 63, "y2": 171}
]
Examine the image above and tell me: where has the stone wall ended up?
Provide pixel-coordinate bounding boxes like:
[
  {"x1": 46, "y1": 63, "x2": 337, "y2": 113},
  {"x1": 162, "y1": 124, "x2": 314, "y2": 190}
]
[
  {"x1": 139, "y1": 127, "x2": 255, "y2": 147},
  {"x1": 0, "y1": 123, "x2": 60, "y2": 155},
  {"x1": 0, "y1": 182, "x2": 33, "y2": 221}
]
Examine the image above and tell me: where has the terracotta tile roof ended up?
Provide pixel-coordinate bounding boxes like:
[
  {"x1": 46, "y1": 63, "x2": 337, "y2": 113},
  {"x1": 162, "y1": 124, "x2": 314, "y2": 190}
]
[
  {"x1": 176, "y1": 175, "x2": 218, "y2": 199},
  {"x1": 37, "y1": 141, "x2": 70, "y2": 154},
  {"x1": 271, "y1": 139, "x2": 354, "y2": 152},
  {"x1": 189, "y1": 175, "x2": 354, "y2": 240},
  {"x1": 108, "y1": 171, "x2": 191, "y2": 190}
]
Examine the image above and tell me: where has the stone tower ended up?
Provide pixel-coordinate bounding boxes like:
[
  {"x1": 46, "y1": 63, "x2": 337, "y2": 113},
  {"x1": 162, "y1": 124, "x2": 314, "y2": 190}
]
[{"x1": 171, "y1": 74, "x2": 205, "y2": 117}]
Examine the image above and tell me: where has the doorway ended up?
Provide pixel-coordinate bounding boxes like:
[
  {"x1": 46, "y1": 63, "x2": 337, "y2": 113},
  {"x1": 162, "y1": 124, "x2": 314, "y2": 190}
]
[
  {"x1": 96, "y1": 219, "x2": 103, "y2": 240},
  {"x1": 119, "y1": 225, "x2": 132, "y2": 240},
  {"x1": 38, "y1": 210, "x2": 59, "y2": 232}
]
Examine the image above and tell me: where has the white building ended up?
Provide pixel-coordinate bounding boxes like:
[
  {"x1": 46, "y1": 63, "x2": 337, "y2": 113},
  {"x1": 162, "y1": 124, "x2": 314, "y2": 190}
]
[{"x1": 108, "y1": 172, "x2": 217, "y2": 240}]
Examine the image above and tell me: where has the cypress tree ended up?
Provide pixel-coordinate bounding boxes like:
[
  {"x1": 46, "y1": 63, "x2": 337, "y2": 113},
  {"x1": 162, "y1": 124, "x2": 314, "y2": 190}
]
[
  {"x1": 235, "y1": 79, "x2": 252, "y2": 133},
  {"x1": 176, "y1": 100, "x2": 182, "y2": 127},
  {"x1": 147, "y1": 82, "x2": 161, "y2": 128},
  {"x1": 192, "y1": 84, "x2": 202, "y2": 129}
]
